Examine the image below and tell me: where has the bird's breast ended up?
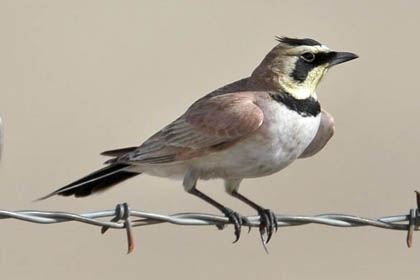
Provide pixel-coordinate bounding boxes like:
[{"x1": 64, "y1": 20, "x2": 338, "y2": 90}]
[
  {"x1": 194, "y1": 101, "x2": 321, "y2": 179},
  {"x1": 261, "y1": 101, "x2": 321, "y2": 161}
]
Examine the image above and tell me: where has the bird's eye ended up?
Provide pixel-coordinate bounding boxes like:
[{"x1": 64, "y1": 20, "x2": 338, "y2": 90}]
[{"x1": 301, "y1": 52, "x2": 316, "y2": 62}]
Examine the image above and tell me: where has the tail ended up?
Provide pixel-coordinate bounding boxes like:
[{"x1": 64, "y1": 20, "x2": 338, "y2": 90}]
[{"x1": 37, "y1": 164, "x2": 140, "y2": 200}]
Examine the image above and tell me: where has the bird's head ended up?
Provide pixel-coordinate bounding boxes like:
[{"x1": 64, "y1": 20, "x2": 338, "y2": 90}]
[{"x1": 251, "y1": 37, "x2": 358, "y2": 99}]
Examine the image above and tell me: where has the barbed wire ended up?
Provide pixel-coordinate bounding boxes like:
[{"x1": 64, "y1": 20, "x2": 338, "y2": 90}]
[{"x1": 1, "y1": 191, "x2": 419, "y2": 253}]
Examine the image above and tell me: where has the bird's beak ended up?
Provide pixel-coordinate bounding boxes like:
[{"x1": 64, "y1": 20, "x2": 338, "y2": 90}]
[{"x1": 328, "y1": 52, "x2": 358, "y2": 67}]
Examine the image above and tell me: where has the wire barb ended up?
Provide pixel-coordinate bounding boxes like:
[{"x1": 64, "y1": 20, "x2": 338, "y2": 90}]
[
  {"x1": 0, "y1": 192, "x2": 419, "y2": 253},
  {"x1": 407, "y1": 191, "x2": 420, "y2": 248},
  {"x1": 100, "y1": 203, "x2": 134, "y2": 253}
]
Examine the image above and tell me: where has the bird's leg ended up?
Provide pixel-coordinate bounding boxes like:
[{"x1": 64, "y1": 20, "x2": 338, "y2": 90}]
[
  {"x1": 230, "y1": 190, "x2": 278, "y2": 244},
  {"x1": 188, "y1": 187, "x2": 247, "y2": 242},
  {"x1": 224, "y1": 179, "x2": 278, "y2": 244},
  {"x1": 183, "y1": 170, "x2": 245, "y2": 242}
]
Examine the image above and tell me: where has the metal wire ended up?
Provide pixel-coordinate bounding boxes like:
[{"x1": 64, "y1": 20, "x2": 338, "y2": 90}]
[{"x1": 1, "y1": 192, "x2": 419, "y2": 253}]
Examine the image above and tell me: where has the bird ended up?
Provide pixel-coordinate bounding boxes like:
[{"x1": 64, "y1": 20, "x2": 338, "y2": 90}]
[
  {"x1": 40, "y1": 37, "x2": 358, "y2": 244},
  {"x1": 0, "y1": 115, "x2": 3, "y2": 161}
]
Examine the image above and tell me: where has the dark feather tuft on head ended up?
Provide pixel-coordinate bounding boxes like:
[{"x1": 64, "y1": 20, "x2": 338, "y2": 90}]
[{"x1": 275, "y1": 36, "x2": 322, "y2": 47}]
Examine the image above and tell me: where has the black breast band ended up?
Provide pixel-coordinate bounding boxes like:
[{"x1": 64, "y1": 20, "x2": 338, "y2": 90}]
[{"x1": 270, "y1": 92, "x2": 321, "y2": 117}]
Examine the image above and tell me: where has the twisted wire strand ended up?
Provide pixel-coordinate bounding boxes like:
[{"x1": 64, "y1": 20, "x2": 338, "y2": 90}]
[
  {"x1": 1, "y1": 191, "x2": 419, "y2": 253},
  {"x1": 0, "y1": 208, "x2": 416, "y2": 229}
]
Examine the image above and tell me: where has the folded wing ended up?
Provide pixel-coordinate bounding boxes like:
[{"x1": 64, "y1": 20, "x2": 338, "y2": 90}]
[
  {"x1": 299, "y1": 109, "x2": 335, "y2": 158},
  {"x1": 115, "y1": 92, "x2": 264, "y2": 164}
]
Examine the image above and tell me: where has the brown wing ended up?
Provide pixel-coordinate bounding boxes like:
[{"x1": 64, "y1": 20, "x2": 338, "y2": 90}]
[
  {"x1": 118, "y1": 92, "x2": 264, "y2": 164},
  {"x1": 299, "y1": 109, "x2": 335, "y2": 158}
]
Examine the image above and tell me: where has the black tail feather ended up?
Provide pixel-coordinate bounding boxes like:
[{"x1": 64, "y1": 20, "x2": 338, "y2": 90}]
[
  {"x1": 101, "y1": 147, "x2": 137, "y2": 157},
  {"x1": 38, "y1": 164, "x2": 139, "y2": 200}
]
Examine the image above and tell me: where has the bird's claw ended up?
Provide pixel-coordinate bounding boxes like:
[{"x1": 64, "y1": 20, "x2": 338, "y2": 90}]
[
  {"x1": 258, "y1": 208, "x2": 278, "y2": 244},
  {"x1": 222, "y1": 208, "x2": 248, "y2": 243},
  {"x1": 242, "y1": 215, "x2": 252, "y2": 234}
]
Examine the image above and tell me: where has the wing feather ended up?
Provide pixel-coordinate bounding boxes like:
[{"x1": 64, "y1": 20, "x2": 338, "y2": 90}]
[
  {"x1": 299, "y1": 109, "x2": 335, "y2": 158},
  {"x1": 120, "y1": 92, "x2": 264, "y2": 163}
]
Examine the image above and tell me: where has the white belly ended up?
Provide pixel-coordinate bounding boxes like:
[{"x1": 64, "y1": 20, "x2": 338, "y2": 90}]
[
  {"x1": 195, "y1": 101, "x2": 320, "y2": 179},
  {"x1": 138, "y1": 101, "x2": 321, "y2": 180}
]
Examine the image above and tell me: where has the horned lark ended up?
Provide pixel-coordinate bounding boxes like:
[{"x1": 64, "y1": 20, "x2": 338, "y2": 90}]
[{"x1": 41, "y1": 37, "x2": 357, "y2": 244}]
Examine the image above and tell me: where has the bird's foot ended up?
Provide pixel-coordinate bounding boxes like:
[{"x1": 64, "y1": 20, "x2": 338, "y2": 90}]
[
  {"x1": 257, "y1": 208, "x2": 278, "y2": 245},
  {"x1": 221, "y1": 207, "x2": 249, "y2": 243}
]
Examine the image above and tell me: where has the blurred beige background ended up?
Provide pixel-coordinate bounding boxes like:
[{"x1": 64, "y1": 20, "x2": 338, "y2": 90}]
[{"x1": 1, "y1": 1, "x2": 420, "y2": 279}]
